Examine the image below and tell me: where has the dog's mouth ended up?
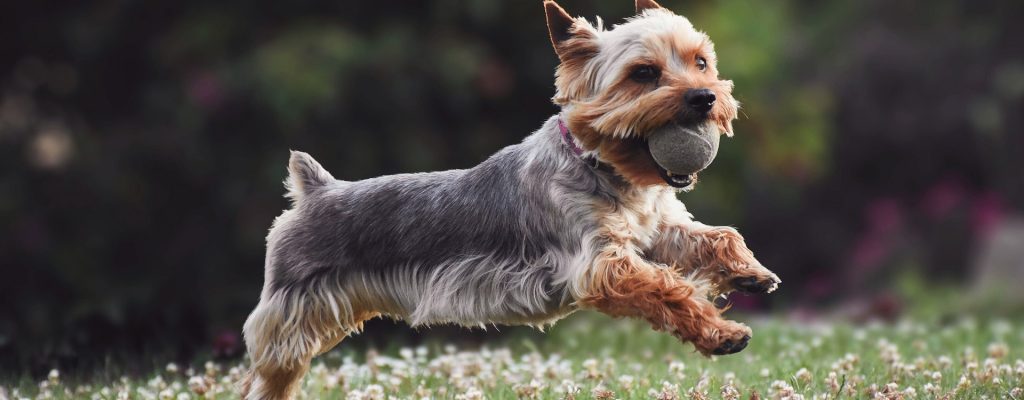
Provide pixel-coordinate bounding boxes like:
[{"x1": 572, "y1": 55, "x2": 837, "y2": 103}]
[
  {"x1": 647, "y1": 147, "x2": 697, "y2": 188},
  {"x1": 643, "y1": 122, "x2": 720, "y2": 189}
]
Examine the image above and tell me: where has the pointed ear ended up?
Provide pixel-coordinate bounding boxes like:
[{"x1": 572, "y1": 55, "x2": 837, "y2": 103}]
[
  {"x1": 635, "y1": 0, "x2": 664, "y2": 13},
  {"x1": 544, "y1": 1, "x2": 576, "y2": 50}
]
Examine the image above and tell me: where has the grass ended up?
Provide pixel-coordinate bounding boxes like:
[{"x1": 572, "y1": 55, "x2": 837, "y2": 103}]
[{"x1": 5, "y1": 312, "x2": 1023, "y2": 399}]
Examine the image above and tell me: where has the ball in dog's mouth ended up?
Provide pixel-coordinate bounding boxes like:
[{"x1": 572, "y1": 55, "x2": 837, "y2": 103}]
[{"x1": 646, "y1": 123, "x2": 721, "y2": 188}]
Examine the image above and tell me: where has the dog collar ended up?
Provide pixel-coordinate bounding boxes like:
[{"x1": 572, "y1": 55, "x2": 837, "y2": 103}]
[
  {"x1": 558, "y1": 118, "x2": 584, "y2": 156},
  {"x1": 558, "y1": 117, "x2": 615, "y2": 174}
]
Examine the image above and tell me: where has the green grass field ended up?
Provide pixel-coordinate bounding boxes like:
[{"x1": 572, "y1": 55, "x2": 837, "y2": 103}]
[{"x1": 6, "y1": 312, "x2": 1023, "y2": 399}]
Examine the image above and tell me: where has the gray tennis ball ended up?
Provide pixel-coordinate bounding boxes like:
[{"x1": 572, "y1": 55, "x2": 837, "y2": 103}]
[{"x1": 647, "y1": 123, "x2": 721, "y2": 175}]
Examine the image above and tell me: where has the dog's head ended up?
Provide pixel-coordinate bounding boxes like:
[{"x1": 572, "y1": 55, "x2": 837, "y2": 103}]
[{"x1": 545, "y1": 0, "x2": 739, "y2": 188}]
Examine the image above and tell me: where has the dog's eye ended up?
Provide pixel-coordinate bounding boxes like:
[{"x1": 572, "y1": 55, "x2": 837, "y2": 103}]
[
  {"x1": 630, "y1": 65, "x2": 661, "y2": 83},
  {"x1": 695, "y1": 56, "x2": 708, "y2": 72}
]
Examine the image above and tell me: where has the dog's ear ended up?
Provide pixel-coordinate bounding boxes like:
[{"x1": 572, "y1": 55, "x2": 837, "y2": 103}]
[
  {"x1": 544, "y1": 1, "x2": 576, "y2": 49},
  {"x1": 635, "y1": 0, "x2": 664, "y2": 13},
  {"x1": 544, "y1": 1, "x2": 597, "y2": 62}
]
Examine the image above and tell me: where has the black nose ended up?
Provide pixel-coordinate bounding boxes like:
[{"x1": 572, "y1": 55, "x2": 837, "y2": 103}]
[{"x1": 685, "y1": 88, "x2": 716, "y2": 113}]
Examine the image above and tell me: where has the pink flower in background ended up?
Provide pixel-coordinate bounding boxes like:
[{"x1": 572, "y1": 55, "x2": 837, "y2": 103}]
[
  {"x1": 728, "y1": 293, "x2": 762, "y2": 310},
  {"x1": 850, "y1": 198, "x2": 903, "y2": 270},
  {"x1": 970, "y1": 191, "x2": 1006, "y2": 238},
  {"x1": 850, "y1": 235, "x2": 887, "y2": 270},
  {"x1": 921, "y1": 178, "x2": 965, "y2": 220},
  {"x1": 865, "y1": 198, "x2": 904, "y2": 235},
  {"x1": 803, "y1": 275, "x2": 834, "y2": 299},
  {"x1": 212, "y1": 330, "x2": 241, "y2": 359},
  {"x1": 187, "y1": 70, "x2": 225, "y2": 110}
]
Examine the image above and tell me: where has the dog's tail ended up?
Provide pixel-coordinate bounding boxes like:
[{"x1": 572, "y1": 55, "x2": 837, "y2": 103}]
[{"x1": 285, "y1": 150, "x2": 334, "y2": 205}]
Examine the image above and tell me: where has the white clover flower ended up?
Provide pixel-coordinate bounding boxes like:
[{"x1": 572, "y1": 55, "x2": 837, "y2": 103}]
[
  {"x1": 649, "y1": 381, "x2": 679, "y2": 400},
  {"x1": 956, "y1": 375, "x2": 970, "y2": 392},
  {"x1": 512, "y1": 378, "x2": 546, "y2": 399},
  {"x1": 364, "y1": 384, "x2": 385, "y2": 400},
  {"x1": 618, "y1": 374, "x2": 635, "y2": 391},
  {"x1": 591, "y1": 384, "x2": 615, "y2": 400},
  {"x1": 559, "y1": 379, "x2": 580, "y2": 396},
  {"x1": 667, "y1": 361, "x2": 686, "y2": 380},
  {"x1": 794, "y1": 368, "x2": 812, "y2": 383},
  {"x1": 771, "y1": 380, "x2": 795, "y2": 398},
  {"x1": 694, "y1": 373, "x2": 712, "y2": 393},
  {"x1": 454, "y1": 386, "x2": 484, "y2": 400},
  {"x1": 176, "y1": 392, "x2": 190, "y2": 400},
  {"x1": 325, "y1": 374, "x2": 340, "y2": 390},
  {"x1": 137, "y1": 387, "x2": 156, "y2": 400},
  {"x1": 187, "y1": 376, "x2": 208, "y2": 395},
  {"x1": 158, "y1": 388, "x2": 175, "y2": 400},
  {"x1": 825, "y1": 371, "x2": 840, "y2": 392},
  {"x1": 987, "y1": 343, "x2": 1009, "y2": 359},
  {"x1": 720, "y1": 383, "x2": 740, "y2": 400},
  {"x1": 166, "y1": 363, "x2": 179, "y2": 374},
  {"x1": 47, "y1": 369, "x2": 60, "y2": 386},
  {"x1": 148, "y1": 376, "x2": 166, "y2": 390},
  {"x1": 683, "y1": 387, "x2": 706, "y2": 400},
  {"x1": 204, "y1": 361, "x2": 219, "y2": 377},
  {"x1": 760, "y1": 368, "x2": 771, "y2": 378}
]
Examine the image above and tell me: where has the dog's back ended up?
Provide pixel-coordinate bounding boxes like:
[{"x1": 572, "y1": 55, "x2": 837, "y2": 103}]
[
  {"x1": 242, "y1": 131, "x2": 605, "y2": 399},
  {"x1": 268, "y1": 139, "x2": 592, "y2": 318}
]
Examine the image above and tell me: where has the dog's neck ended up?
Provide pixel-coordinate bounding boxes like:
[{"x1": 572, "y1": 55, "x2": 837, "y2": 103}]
[
  {"x1": 557, "y1": 118, "x2": 585, "y2": 156},
  {"x1": 556, "y1": 114, "x2": 616, "y2": 175}
]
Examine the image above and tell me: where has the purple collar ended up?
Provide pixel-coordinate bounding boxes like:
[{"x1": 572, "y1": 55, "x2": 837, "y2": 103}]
[
  {"x1": 558, "y1": 118, "x2": 584, "y2": 156},
  {"x1": 558, "y1": 117, "x2": 615, "y2": 174}
]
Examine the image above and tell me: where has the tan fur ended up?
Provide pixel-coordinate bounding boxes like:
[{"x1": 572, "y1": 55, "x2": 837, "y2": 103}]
[
  {"x1": 553, "y1": 5, "x2": 739, "y2": 188},
  {"x1": 579, "y1": 190, "x2": 752, "y2": 355},
  {"x1": 635, "y1": 0, "x2": 663, "y2": 12},
  {"x1": 647, "y1": 195, "x2": 780, "y2": 295}
]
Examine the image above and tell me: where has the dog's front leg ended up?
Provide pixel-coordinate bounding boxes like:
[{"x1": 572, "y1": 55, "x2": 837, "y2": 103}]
[
  {"x1": 649, "y1": 201, "x2": 781, "y2": 295},
  {"x1": 580, "y1": 241, "x2": 753, "y2": 356}
]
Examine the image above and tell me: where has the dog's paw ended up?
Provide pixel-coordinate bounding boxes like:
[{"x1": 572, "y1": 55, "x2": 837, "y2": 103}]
[
  {"x1": 685, "y1": 319, "x2": 752, "y2": 356},
  {"x1": 692, "y1": 227, "x2": 781, "y2": 295},
  {"x1": 729, "y1": 266, "x2": 781, "y2": 295},
  {"x1": 711, "y1": 333, "x2": 751, "y2": 355}
]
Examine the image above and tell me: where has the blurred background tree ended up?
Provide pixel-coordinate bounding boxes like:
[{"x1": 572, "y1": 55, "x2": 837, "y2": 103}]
[{"x1": 1, "y1": 0, "x2": 1021, "y2": 376}]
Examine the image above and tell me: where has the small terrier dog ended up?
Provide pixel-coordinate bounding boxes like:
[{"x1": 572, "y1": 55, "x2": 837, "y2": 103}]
[{"x1": 241, "y1": 1, "x2": 780, "y2": 398}]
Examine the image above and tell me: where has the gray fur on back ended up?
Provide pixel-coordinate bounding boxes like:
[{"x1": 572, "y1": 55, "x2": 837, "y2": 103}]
[{"x1": 265, "y1": 116, "x2": 621, "y2": 327}]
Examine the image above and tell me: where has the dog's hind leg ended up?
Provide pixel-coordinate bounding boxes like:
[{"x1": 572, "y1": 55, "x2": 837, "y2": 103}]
[{"x1": 240, "y1": 286, "x2": 367, "y2": 400}]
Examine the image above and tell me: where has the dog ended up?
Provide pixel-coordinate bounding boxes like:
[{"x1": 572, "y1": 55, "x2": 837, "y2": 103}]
[{"x1": 240, "y1": 1, "x2": 780, "y2": 398}]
